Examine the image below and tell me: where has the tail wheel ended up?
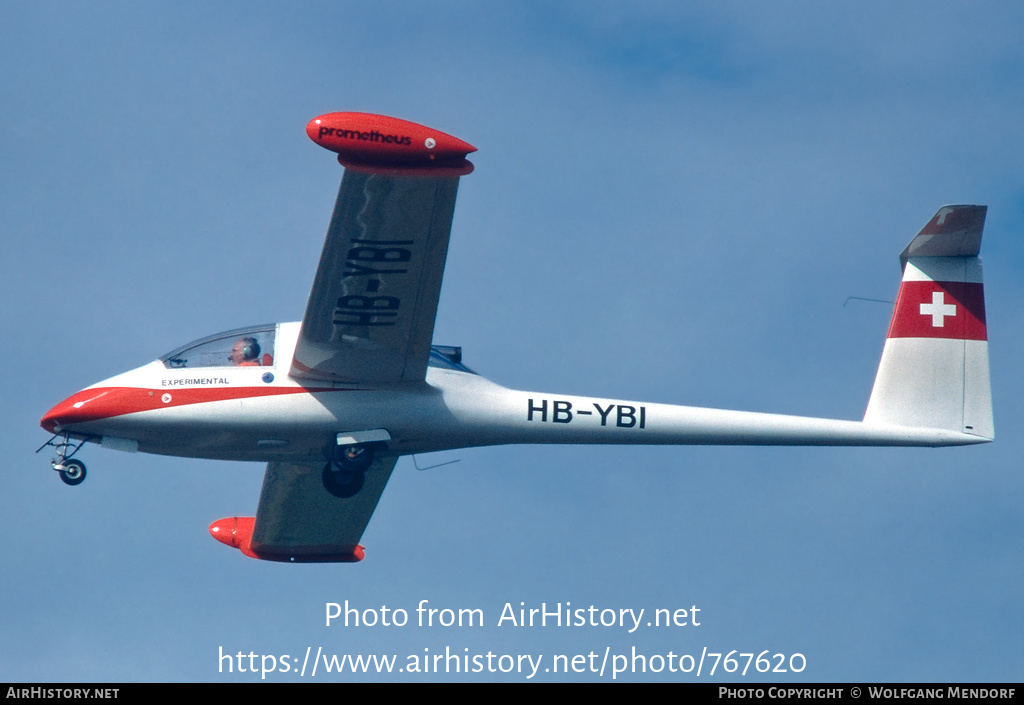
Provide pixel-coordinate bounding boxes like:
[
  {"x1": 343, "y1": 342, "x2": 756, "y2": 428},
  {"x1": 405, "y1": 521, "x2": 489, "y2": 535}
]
[{"x1": 58, "y1": 459, "x2": 87, "y2": 486}]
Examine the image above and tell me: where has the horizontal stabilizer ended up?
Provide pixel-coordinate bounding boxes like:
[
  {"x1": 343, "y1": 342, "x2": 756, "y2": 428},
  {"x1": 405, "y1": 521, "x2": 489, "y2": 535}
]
[{"x1": 899, "y1": 205, "x2": 985, "y2": 269}]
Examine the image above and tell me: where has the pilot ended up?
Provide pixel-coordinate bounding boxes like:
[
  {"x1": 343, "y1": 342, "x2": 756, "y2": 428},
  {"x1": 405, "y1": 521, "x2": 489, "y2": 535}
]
[{"x1": 229, "y1": 337, "x2": 261, "y2": 366}]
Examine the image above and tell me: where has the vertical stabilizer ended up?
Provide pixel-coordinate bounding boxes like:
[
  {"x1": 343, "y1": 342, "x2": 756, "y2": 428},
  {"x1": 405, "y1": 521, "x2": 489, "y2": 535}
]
[{"x1": 864, "y1": 206, "x2": 993, "y2": 439}]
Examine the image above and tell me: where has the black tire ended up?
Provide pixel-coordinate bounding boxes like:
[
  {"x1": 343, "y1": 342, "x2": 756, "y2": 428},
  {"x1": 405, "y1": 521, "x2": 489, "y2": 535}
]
[
  {"x1": 334, "y1": 444, "x2": 374, "y2": 473},
  {"x1": 59, "y1": 459, "x2": 87, "y2": 486},
  {"x1": 322, "y1": 462, "x2": 364, "y2": 498}
]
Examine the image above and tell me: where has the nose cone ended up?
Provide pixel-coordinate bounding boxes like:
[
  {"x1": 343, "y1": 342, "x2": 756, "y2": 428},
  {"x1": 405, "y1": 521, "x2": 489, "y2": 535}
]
[
  {"x1": 41, "y1": 392, "x2": 100, "y2": 433},
  {"x1": 41, "y1": 403, "x2": 64, "y2": 433},
  {"x1": 41, "y1": 387, "x2": 147, "y2": 433}
]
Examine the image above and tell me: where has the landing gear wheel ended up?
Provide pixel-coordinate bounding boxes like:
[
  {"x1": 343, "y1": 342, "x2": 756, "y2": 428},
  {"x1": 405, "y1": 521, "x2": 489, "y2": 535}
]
[
  {"x1": 322, "y1": 462, "x2": 365, "y2": 498},
  {"x1": 334, "y1": 444, "x2": 374, "y2": 472},
  {"x1": 58, "y1": 459, "x2": 87, "y2": 486}
]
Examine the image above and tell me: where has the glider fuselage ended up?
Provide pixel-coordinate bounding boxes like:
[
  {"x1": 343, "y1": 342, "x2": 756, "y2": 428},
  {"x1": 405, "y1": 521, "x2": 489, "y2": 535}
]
[
  {"x1": 42, "y1": 320, "x2": 985, "y2": 471},
  {"x1": 37, "y1": 111, "x2": 993, "y2": 562}
]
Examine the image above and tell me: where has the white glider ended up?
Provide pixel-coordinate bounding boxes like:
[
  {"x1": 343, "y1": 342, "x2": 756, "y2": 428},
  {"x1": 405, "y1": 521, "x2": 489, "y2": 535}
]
[{"x1": 39, "y1": 113, "x2": 993, "y2": 562}]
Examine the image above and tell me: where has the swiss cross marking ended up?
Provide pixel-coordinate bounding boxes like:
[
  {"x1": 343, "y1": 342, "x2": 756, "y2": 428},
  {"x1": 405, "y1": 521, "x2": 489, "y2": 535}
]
[{"x1": 919, "y1": 291, "x2": 957, "y2": 327}]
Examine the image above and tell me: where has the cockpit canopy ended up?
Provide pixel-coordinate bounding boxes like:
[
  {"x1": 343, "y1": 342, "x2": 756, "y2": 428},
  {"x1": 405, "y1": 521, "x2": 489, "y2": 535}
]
[
  {"x1": 161, "y1": 325, "x2": 276, "y2": 369},
  {"x1": 160, "y1": 324, "x2": 475, "y2": 374}
]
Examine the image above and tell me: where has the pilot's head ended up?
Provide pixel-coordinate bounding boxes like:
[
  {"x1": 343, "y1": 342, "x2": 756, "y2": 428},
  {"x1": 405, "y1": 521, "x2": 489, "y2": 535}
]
[{"x1": 229, "y1": 337, "x2": 261, "y2": 365}]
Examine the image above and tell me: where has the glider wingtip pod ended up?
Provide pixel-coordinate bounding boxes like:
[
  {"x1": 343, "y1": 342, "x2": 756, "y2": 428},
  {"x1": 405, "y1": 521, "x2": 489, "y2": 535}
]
[{"x1": 307, "y1": 112, "x2": 476, "y2": 172}]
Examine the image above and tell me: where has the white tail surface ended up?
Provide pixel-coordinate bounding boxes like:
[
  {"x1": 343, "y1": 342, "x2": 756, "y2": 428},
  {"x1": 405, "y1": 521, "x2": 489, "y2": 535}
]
[{"x1": 864, "y1": 206, "x2": 993, "y2": 439}]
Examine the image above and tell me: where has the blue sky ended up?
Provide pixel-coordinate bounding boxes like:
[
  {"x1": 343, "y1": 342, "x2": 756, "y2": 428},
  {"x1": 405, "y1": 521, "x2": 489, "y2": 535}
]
[{"x1": 3, "y1": 1, "x2": 1023, "y2": 682}]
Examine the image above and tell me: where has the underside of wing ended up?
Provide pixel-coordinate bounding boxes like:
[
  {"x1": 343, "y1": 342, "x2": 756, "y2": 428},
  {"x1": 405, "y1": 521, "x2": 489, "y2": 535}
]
[
  {"x1": 290, "y1": 112, "x2": 475, "y2": 385},
  {"x1": 209, "y1": 456, "x2": 398, "y2": 562},
  {"x1": 291, "y1": 171, "x2": 461, "y2": 384}
]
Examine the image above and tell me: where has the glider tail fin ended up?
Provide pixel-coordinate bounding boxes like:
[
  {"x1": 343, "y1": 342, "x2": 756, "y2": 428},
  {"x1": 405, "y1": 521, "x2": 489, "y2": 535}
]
[{"x1": 863, "y1": 205, "x2": 993, "y2": 440}]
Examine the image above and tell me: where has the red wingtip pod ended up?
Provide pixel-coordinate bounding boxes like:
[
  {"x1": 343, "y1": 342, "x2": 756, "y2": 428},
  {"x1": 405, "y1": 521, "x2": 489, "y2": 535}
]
[
  {"x1": 209, "y1": 517, "x2": 258, "y2": 557},
  {"x1": 209, "y1": 517, "x2": 365, "y2": 562},
  {"x1": 306, "y1": 112, "x2": 475, "y2": 174}
]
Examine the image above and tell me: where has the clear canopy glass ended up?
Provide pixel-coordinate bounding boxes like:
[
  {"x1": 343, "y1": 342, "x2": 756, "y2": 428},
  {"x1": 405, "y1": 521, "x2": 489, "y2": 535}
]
[{"x1": 160, "y1": 325, "x2": 276, "y2": 369}]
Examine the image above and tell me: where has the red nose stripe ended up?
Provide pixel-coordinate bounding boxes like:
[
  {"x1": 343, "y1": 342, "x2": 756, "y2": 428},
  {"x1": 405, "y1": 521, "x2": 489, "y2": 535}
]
[{"x1": 40, "y1": 385, "x2": 341, "y2": 432}]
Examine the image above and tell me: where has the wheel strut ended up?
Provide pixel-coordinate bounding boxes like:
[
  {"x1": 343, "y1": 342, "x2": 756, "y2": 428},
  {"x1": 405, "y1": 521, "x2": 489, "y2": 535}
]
[{"x1": 37, "y1": 432, "x2": 90, "y2": 486}]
